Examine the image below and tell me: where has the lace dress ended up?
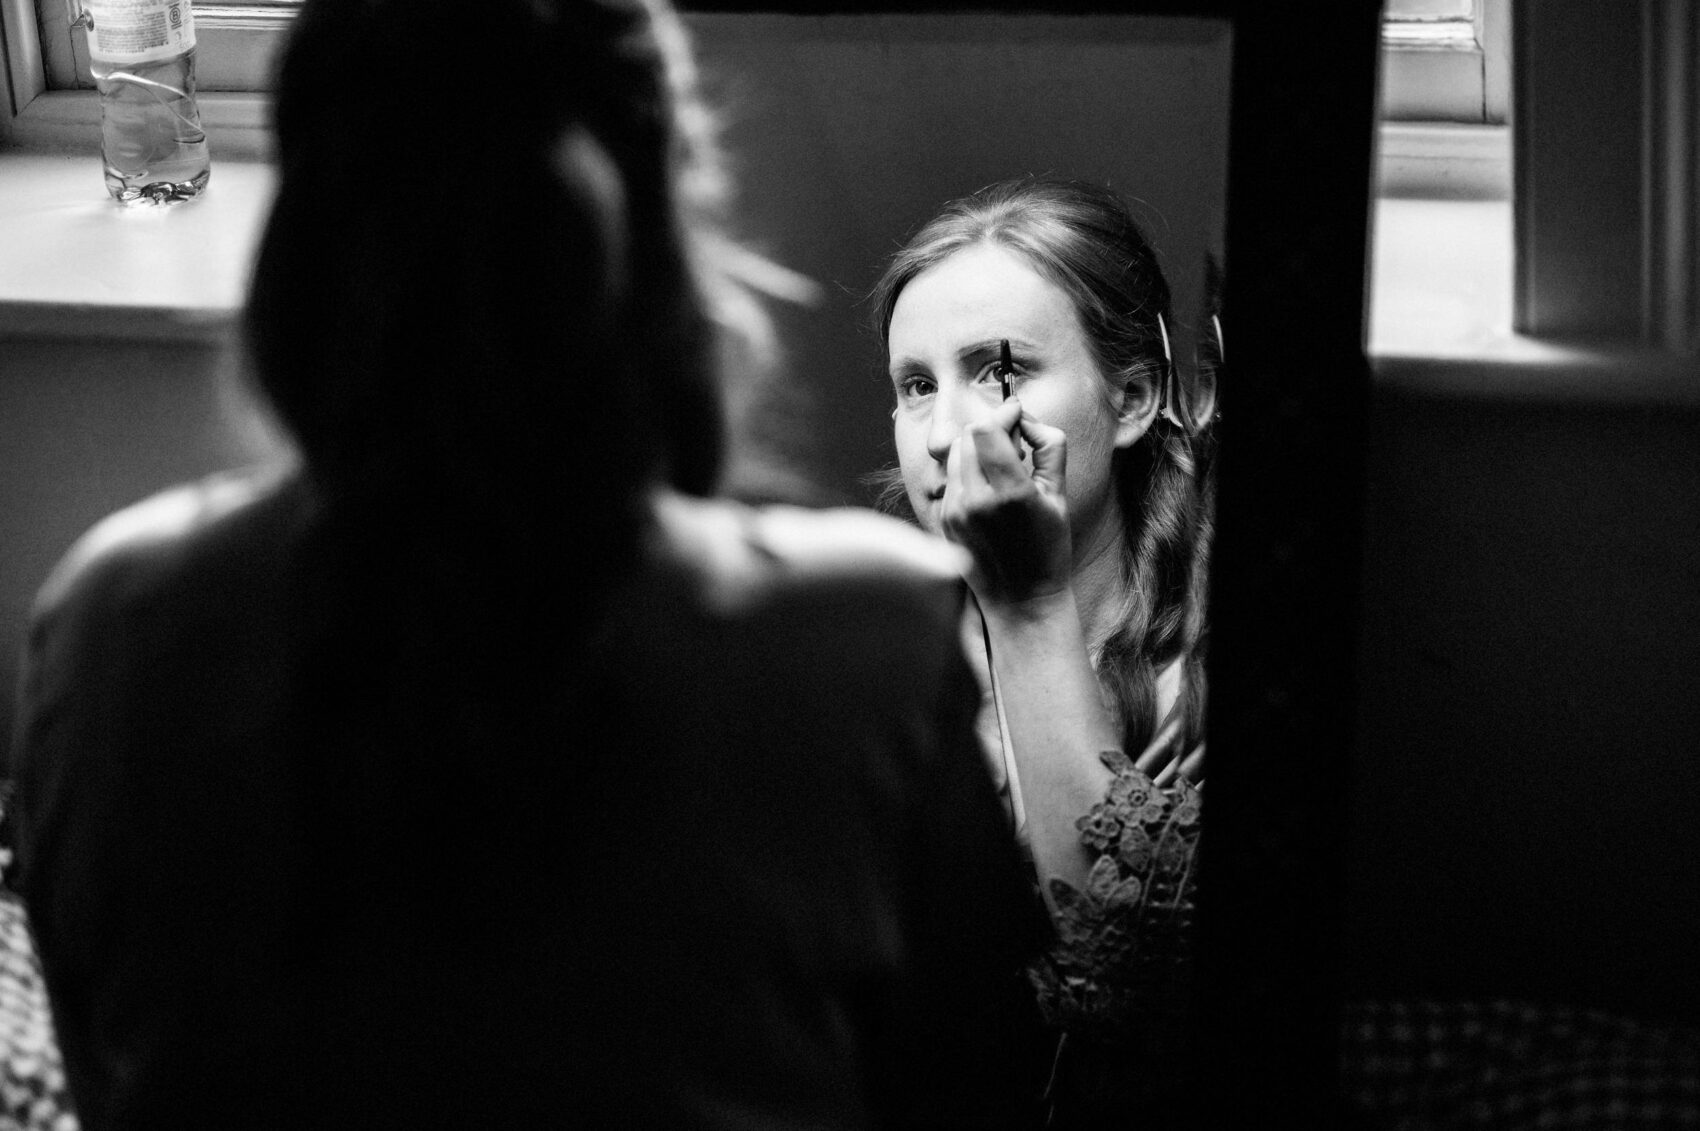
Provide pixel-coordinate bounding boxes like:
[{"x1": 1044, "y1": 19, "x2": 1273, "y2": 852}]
[{"x1": 1026, "y1": 749, "x2": 1203, "y2": 1127}]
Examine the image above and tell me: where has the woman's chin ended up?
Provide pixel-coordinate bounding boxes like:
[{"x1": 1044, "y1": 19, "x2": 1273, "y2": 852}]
[{"x1": 911, "y1": 498, "x2": 944, "y2": 535}]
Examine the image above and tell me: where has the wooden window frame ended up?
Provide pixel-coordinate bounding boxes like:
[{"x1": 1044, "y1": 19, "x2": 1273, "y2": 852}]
[
  {"x1": 1380, "y1": 0, "x2": 1509, "y2": 125},
  {"x1": 1514, "y1": 0, "x2": 1698, "y2": 351},
  {"x1": 2, "y1": 0, "x2": 290, "y2": 154}
]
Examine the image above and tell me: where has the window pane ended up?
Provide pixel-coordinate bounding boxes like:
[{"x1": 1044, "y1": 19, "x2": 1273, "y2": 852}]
[{"x1": 44, "y1": 1, "x2": 303, "y2": 90}]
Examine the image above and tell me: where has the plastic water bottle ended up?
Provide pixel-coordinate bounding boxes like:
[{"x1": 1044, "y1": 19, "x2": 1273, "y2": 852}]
[{"x1": 81, "y1": 0, "x2": 211, "y2": 204}]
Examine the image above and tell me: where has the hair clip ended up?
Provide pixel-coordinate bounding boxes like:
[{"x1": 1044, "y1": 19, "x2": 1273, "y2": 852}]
[
  {"x1": 1155, "y1": 312, "x2": 1225, "y2": 433},
  {"x1": 1196, "y1": 313, "x2": 1223, "y2": 426},
  {"x1": 1156, "y1": 312, "x2": 1184, "y2": 429}
]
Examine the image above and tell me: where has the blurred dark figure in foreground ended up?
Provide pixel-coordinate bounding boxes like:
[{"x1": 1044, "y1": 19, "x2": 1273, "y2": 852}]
[{"x1": 10, "y1": 0, "x2": 1043, "y2": 1126}]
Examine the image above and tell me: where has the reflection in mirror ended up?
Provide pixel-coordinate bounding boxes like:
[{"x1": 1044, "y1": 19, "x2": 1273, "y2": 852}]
[
  {"x1": 684, "y1": 14, "x2": 1230, "y2": 501},
  {"x1": 689, "y1": 14, "x2": 1230, "y2": 1124}
]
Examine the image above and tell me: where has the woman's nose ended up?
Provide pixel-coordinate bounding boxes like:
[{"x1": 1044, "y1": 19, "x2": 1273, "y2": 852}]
[{"x1": 925, "y1": 383, "x2": 997, "y2": 462}]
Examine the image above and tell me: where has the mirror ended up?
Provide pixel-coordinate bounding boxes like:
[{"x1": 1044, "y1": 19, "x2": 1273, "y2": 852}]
[{"x1": 682, "y1": 12, "x2": 1232, "y2": 1121}]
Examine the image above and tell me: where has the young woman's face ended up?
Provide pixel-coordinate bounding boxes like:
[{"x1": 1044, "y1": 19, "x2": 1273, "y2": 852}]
[{"x1": 887, "y1": 241, "x2": 1147, "y2": 542}]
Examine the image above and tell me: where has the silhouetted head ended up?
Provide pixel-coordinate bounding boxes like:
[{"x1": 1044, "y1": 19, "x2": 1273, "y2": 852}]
[{"x1": 247, "y1": 0, "x2": 727, "y2": 513}]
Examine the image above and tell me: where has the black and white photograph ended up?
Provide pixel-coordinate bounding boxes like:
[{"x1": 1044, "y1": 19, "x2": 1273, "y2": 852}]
[{"x1": 0, "y1": 1, "x2": 1695, "y2": 1127}]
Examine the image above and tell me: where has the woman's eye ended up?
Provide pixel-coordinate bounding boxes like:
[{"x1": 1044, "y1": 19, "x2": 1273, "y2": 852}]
[
  {"x1": 896, "y1": 376, "x2": 935, "y2": 400},
  {"x1": 979, "y1": 361, "x2": 1020, "y2": 384}
]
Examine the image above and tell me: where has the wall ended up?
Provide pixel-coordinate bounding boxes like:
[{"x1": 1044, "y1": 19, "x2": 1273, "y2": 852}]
[
  {"x1": 1345, "y1": 384, "x2": 1700, "y2": 1025},
  {"x1": 1338, "y1": 176, "x2": 1700, "y2": 1027},
  {"x1": 0, "y1": 336, "x2": 282, "y2": 774}
]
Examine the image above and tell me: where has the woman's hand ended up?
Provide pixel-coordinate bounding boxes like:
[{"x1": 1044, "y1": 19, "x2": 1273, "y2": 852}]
[{"x1": 940, "y1": 399, "x2": 1072, "y2": 608}]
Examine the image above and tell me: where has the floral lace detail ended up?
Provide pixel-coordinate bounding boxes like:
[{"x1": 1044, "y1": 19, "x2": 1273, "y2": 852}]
[{"x1": 1027, "y1": 749, "x2": 1201, "y2": 1049}]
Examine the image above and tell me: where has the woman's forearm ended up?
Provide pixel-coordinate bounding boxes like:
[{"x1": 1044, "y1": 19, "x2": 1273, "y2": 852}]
[{"x1": 978, "y1": 588, "x2": 1119, "y2": 901}]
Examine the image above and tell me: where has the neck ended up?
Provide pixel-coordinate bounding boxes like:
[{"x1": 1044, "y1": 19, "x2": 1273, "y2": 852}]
[{"x1": 1070, "y1": 504, "x2": 1131, "y2": 659}]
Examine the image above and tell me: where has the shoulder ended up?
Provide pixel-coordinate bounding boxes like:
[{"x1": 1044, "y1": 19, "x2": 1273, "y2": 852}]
[
  {"x1": 650, "y1": 492, "x2": 973, "y2": 669},
  {"x1": 31, "y1": 463, "x2": 306, "y2": 633},
  {"x1": 652, "y1": 490, "x2": 968, "y2": 600},
  {"x1": 14, "y1": 464, "x2": 306, "y2": 879},
  {"x1": 746, "y1": 502, "x2": 969, "y2": 586}
]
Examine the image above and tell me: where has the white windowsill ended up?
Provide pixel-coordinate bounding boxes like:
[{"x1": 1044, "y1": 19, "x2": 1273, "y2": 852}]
[
  {"x1": 1369, "y1": 196, "x2": 1699, "y2": 406},
  {"x1": 4, "y1": 119, "x2": 1494, "y2": 345},
  {"x1": 4, "y1": 120, "x2": 1691, "y2": 407},
  {"x1": 0, "y1": 150, "x2": 273, "y2": 342},
  {"x1": 1375, "y1": 122, "x2": 1508, "y2": 201},
  {"x1": 1370, "y1": 197, "x2": 1515, "y2": 359}
]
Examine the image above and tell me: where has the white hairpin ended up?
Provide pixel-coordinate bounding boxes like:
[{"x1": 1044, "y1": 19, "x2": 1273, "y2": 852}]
[{"x1": 1156, "y1": 312, "x2": 1183, "y2": 428}]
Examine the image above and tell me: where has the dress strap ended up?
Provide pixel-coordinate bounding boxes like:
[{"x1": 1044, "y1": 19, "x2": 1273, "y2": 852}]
[{"x1": 979, "y1": 614, "x2": 1028, "y2": 839}]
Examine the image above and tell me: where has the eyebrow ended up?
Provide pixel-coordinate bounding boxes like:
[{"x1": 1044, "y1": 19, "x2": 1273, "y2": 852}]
[
  {"x1": 888, "y1": 338, "x2": 1037, "y2": 373},
  {"x1": 887, "y1": 355, "x2": 927, "y2": 380},
  {"x1": 961, "y1": 338, "x2": 1036, "y2": 361}
]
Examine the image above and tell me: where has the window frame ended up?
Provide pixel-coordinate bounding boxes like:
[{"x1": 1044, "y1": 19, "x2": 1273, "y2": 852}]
[
  {"x1": 38, "y1": 0, "x2": 298, "y2": 91},
  {"x1": 1379, "y1": 0, "x2": 1508, "y2": 124},
  {"x1": 3, "y1": 0, "x2": 286, "y2": 154},
  {"x1": 1514, "y1": 0, "x2": 1697, "y2": 351},
  {"x1": 1375, "y1": 0, "x2": 1510, "y2": 202},
  {"x1": 7, "y1": 0, "x2": 1512, "y2": 158}
]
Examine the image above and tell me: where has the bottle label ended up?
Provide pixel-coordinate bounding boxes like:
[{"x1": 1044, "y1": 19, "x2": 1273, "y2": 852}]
[{"x1": 84, "y1": 0, "x2": 198, "y2": 65}]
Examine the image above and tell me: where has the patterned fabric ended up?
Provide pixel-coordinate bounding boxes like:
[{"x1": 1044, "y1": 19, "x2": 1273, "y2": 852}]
[
  {"x1": 1025, "y1": 750, "x2": 1202, "y2": 1124},
  {"x1": 1341, "y1": 998, "x2": 1700, "y2": 1129},
  {"x1": 1028, "y1": 750, "x2": 1201, "y2": 1043},
  {"x1": 0, "y1": 895, "x2": 74, "y2": 1131}
]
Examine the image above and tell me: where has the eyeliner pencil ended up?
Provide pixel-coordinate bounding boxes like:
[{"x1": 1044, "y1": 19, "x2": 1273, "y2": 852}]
[{"x1": 999, "y1": 339, "x2": 1025, "y2": 458}]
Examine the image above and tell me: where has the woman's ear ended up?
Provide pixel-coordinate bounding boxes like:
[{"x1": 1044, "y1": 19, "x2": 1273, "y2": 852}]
[{"x1": 1113, "y1": 373, "x2": 1161, "y2": 450}]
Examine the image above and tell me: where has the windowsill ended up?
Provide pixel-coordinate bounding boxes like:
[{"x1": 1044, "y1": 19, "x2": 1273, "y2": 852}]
[
  {"x1": 9, "y1": 118, "x2": 1492, "y2": 347},
  {"x1": 1369, "y1": 196, "x2": 1700, "y2": 406},
  {"x1": 1370, "y1": 197, "x2": 1514, "y2": 359},
  {"x1": 0, "y1": 150, "x2": 274, "y2": 342},
  {"x1": 1374, "y1": 122, "x2": 1508, "y2": 201},
  {"x1": 4, "y1": 118, "x2": 1691, "y2": 407}
]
